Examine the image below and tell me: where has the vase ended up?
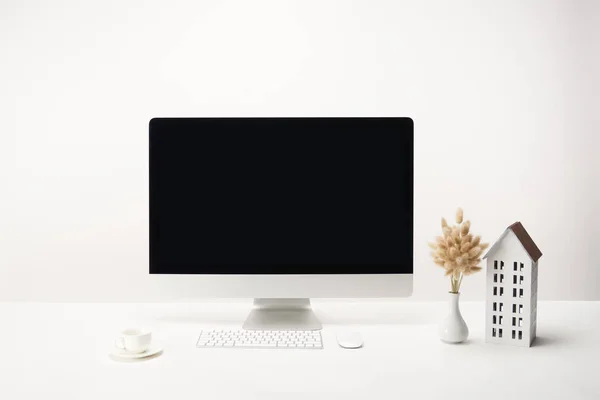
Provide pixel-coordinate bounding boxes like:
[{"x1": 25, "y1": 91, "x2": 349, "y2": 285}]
[{"x1": 438, "y1": 292, "x2": 469, "y2": 343}]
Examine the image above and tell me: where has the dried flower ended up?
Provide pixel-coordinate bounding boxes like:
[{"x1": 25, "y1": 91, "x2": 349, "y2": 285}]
[
  {"x1": 456, "y1": 208, "x2": 464, "y2": 224},
  {"x1": 451, "y1": 228, "x2": 460, "y2": 239},
  {"x1": 461, "y1": 221, "x2": 470, "y2": 236},
  {"x1": 428, "y1": 208, "x2": 488, "y2": 293}
]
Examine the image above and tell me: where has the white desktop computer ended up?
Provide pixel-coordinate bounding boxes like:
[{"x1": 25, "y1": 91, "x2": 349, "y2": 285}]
[{"x1": 149, "y1": 117, "x2": 413, "y2": 332}]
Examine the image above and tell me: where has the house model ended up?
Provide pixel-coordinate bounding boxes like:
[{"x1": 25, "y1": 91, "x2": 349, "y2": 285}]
[{"x1": 483, "y1": 222, "x2": 542, "y2": 347}]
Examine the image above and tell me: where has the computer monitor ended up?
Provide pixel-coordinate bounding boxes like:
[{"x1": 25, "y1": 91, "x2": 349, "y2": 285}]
[{"x1": 149, "y1": 117, "x2": 413, "y2": 330}]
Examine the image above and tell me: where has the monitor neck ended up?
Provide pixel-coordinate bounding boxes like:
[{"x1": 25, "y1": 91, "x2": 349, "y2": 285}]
[{"x1": 242, "y1": 298, "x2": 322, "y2": 331}]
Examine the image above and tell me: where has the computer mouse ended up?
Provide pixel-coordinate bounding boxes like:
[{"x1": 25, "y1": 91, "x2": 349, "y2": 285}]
[{"x1": 336, "y1": 332, "x2": 363, "y2": 349}]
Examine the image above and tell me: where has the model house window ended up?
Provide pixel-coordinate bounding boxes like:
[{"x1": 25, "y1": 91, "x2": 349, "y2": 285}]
[
  {"x1": 498, "y1": 328, "x2": 503, "y2": 338},
  {"x1": 494, "y1": 260, "x2": 498, "y2": 270},
  {"x1": 492, "y1": 328, "x2": 497, "y2": 337},
  {"x1": 512, "y1": 317, "x2": 516, "y2": 326},
  {"x1": 499, "y1": 287, "x2": 504, "y2": 296},
  {"x1": 512, "y1": 304, "x2": 517, "y2": 313},
  {"x1": 493, "y1": 302, "x2": 497, "y2": 311},
  {"x1": 519, "y1": 276, "x2": 524, "y2": 285},
  {"x1": 499, "y1": 303, "x2": 504, "y2": 312},
  {"x1": 519, "y1": 289, "x2": 523, "y2": 298},
  {"x1": 493, "y1": 315, "x2": 497, "y2": 324},
  {"x1": 518, "y1": 304, "x2": 523, "y2": 314},
  {"x1": 494, "y1": 273, "x2": 498, "y2": 283},
  {"x1": 498, "y1": 316, "x2": 503, "y2": 325},
  {"x1": 513, "y1": 288, "x2": 517, "y2": 297},
  {"x1": 513, "y1": 262, "x2": 518, "y2": 271},
  {"x1": 518, "y1": 318, "x2": 523, "y2": 327},
  {"x1": 512, "y1": 330, "x2": 516, "y2": 339},
  {"x1": 500, "y1": 274, "x2": 504, "y2": 283},
  {"x1": 493, "y1": 287, "x2": 497, "y2": 296},
  {"x1": 518, "y1": 331, "x2": 523, "y2": 340},
  {"x1": 500, "y1": 261, "x2": 504, "y2": 270},
  {"x1": 520, "y1": 262, "x2": 524, "y2": 272}
]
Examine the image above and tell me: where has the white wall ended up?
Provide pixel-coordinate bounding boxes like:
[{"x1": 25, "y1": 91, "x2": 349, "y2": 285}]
[{"x1": 1, "y1": 0, "x2": 598, "y2": 301}]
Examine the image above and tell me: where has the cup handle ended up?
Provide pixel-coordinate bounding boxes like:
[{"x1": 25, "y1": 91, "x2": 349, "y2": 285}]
[{"x1": 115, "y1": 337, "x2": 126, "y2": 350}]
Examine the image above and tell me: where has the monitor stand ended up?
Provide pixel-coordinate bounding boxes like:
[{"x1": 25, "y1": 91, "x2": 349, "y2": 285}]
[{"x1": 242, "y1": 298, "x2": 322, "y2": 331}]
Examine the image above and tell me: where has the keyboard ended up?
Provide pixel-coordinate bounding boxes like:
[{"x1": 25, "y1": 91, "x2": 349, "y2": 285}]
[{"x1": 196, "y1": 329, "x2": 323, "y2": 349}]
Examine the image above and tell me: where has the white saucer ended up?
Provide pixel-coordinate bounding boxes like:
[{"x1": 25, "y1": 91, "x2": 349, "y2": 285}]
[{"x1": 109, "y1": 345, "x2": 163, "y2": 362}]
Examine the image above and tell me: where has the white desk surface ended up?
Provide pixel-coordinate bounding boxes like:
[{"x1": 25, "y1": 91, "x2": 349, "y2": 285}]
[{"x1": 0, "y1": 301, "x2": 598, "y2": 400}]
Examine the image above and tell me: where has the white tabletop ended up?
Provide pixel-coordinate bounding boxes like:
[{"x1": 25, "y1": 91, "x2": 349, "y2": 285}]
[{"x1": 1, "y1": 301, "x2": 598, "y2": 400}]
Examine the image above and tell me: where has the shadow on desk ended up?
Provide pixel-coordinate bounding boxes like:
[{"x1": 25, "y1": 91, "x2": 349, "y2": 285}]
[{"x1": 532, "y1": 336, "x2": 568, "y2": 347}]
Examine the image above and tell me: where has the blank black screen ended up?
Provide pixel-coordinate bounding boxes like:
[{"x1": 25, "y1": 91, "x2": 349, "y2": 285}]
[{"x1": 150, "y1": 118, "x2": 413, "y2": 274}]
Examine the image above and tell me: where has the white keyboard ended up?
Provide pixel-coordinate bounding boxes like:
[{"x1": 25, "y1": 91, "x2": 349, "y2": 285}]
[{"x1": 196, "y1": 329, "x2": 323, "y2": 349}]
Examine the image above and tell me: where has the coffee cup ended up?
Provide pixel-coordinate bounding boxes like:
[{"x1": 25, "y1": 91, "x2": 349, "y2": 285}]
[{"x1": 115, "y1": 328, "x2": 152, "y2": 354}]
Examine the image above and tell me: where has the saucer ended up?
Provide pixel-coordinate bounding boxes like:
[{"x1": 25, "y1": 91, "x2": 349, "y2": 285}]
[{"x1": 109, "y1": 345, "x2": 163, "y2": 362}]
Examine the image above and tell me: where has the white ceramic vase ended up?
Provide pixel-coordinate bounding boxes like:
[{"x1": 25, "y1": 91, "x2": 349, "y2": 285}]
[{"x1": 438, "y1": 292, "x2": 469, "y2": 344}]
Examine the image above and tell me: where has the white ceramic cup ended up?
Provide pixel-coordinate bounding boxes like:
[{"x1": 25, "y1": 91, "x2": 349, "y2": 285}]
[{"x1": 115, "y1": 328, "x2": 152, "y2": 354}]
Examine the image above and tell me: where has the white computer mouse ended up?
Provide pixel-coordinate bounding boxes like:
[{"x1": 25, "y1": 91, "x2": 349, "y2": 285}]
[{"x1": 336, "y1": 332, "x2": 363, "y2": 349}]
